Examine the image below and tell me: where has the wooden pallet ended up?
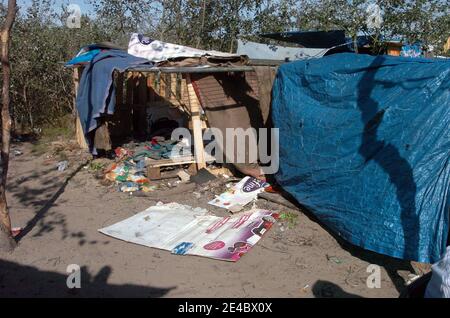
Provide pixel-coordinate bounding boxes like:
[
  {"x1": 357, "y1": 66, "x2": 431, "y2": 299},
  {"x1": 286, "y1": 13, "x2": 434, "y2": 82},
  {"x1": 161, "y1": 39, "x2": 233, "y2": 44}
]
[
  {"x1": 145, "y1": 152, "x2": 216, "y2": 180},
  {"x1": 146, "y1": 157, "x2": 197, "y2": 180}
]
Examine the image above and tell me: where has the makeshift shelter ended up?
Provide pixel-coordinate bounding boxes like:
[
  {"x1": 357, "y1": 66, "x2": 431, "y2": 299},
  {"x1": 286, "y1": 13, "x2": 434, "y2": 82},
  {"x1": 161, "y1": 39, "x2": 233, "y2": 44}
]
[
  {"x1": 69, "y1": 35, "x2": 287, "y2": 177},
  {"x1": 271, "y1": 53, "x2": 450, "y2": 263},
  {"x1": 68, "y1": 32, "x2": 449, "y2": 264}
]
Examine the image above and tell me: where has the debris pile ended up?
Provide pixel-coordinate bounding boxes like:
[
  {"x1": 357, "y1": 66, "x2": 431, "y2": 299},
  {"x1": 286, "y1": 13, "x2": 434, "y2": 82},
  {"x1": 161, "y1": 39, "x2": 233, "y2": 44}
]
[
  {"x1": 104, "y1": 162, "x2": 152, "y2": 192},
  {"x1": 99, "y1": 136, "x2": 192, "y2": 193},
  {"x1": 119, "y1": 137, "x2": 191, "y2": 161}
]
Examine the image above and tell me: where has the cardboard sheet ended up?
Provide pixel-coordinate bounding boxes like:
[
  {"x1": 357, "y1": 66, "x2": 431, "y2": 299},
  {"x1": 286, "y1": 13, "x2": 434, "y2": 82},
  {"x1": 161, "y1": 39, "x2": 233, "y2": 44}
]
[{"x1": 99, "y1": 202, "x2": 278, "y2": 262}]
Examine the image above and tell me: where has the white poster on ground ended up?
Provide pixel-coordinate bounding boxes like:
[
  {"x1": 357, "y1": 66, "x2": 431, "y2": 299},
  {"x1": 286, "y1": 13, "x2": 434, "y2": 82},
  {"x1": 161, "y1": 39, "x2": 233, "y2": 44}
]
[{"x1": 99, "y1": 202, "x2": 278, "y2": 262}]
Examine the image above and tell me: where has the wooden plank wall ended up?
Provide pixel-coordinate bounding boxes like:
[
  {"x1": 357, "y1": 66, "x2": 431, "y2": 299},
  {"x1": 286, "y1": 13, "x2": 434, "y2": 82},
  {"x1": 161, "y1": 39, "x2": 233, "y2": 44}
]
[{"x1": 109, "y1": 72, "x2": 192, "y2": 139}]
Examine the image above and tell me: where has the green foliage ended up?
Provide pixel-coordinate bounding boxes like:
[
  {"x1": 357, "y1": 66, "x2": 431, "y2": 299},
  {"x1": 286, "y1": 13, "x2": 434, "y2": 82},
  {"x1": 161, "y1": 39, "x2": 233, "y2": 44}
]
[
  {"x1": 88, "y1": 160, "x2": 106, "y2": 172},
  {"x1": 40, "y1": 116, "x2": 74, "y2": 140},
  {"x1": 88, "y1": 0, "x2": 161, "y2": 45},
  {"x1": 280, "y1": 211, "x2": 299, "y2": 229},
  {"x1": 30, "y1": 114, "x2": 74, "y2": 155},
  {"x1": 5, "y1": 0, "x2": 105, "y2": 130}
]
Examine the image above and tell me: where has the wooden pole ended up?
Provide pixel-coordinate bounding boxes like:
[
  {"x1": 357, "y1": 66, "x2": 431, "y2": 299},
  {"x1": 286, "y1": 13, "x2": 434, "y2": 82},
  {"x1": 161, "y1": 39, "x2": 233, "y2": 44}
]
[
  {"x1": 186, "y1": 74, "x2": 206, "y2": 169},
  {"x1": 138, "y1": 73, "x2": 148, "y2": 106},
  {"x1": 73, "y1": 68, "x2": 88, "y2": 149},
  {"x1": 170, "y1": 73, "x2": 178, "y2": 105},
  {"x1": 0, "y1": 0, "x2": 17, "y2": 251},
  {"x1": 116, "y1": 72, "x2": 124, "y2": 107},
  {"x1": 147, "y1": 73, "x2": 155, "y2": 102}
]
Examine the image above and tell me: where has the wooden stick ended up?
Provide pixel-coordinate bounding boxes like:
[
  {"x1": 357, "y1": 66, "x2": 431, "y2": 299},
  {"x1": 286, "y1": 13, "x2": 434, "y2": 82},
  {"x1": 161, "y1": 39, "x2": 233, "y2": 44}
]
[
  {"x1": 186, "y1": 74, "x2": 206, "y2": 169},
  {"x1": 147, "y1": 73, "x2": 155, "y2": 102},
  {"x1": 138, "y1": 73, "x2": 147, "y2": 106},
  {"x1": 116, "y1": 72, "x2": 124, "y2": 108},
  {"x1": 73, "y1": 68, "x2": 88, "y2": 150}
]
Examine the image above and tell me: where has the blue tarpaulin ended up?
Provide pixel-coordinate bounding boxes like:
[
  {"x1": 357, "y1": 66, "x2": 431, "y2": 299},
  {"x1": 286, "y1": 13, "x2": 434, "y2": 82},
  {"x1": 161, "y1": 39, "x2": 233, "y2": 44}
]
[
  {"x1": 75, "y1": 50, "x2": 152, "y2": 151},
  {"x1": 271, "y1": 53, "x2": 450, "y2": 263}
]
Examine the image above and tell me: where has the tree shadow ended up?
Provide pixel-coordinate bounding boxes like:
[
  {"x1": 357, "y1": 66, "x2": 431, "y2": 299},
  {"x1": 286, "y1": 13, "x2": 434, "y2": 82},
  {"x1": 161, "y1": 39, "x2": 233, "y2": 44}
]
[
  {"x1": 357, "y1": 56, "x2": 419, "y2": 262},
  {"x1": 0, "y1": 259, "x2": 175, "y2": 298},
  {"x1": 14, "y1": 164, "x2": 86, "y2": 243},
  {"x1": 8, "y1": 166, "x2": 63, "y2": 207},
  {"x1": 258, "y1": 185, "x2": 413, "y2": 294},
  {"x1": 270, "y1": 55, "x2": 420, "y2": 293}
]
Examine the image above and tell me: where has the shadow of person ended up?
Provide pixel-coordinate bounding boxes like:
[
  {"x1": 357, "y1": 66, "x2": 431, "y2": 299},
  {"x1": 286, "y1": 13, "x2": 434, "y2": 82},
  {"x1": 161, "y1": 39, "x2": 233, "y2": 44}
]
[
  {"x1": 312, "y1": 280, "x2": 363, "y2": 298},
  {"x1": 0, "y1": 259, "x2": 175, "y2": 298}
]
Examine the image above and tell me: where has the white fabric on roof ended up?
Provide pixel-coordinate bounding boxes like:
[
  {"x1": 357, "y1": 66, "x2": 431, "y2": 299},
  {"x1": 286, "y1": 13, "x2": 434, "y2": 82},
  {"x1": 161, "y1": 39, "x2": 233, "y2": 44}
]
[{"x1": 128, "y1": 33, "x2": 239, "y2": 63}]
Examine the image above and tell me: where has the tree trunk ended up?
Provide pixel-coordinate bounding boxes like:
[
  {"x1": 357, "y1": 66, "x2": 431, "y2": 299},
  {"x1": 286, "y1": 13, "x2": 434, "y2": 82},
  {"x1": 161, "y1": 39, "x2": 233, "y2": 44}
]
[
  {"x1": 0, "y1": 0, "x2": 17, "y2": 252},
  {"x1": 196, "y1": 0, "x2": 207, "y2": 48},
  {"x1": 159, "y1": 2, "x2": 167, "y2": 42},
  {"x1": 0, "y1": 219, "x2": 15, "y2": 253}
]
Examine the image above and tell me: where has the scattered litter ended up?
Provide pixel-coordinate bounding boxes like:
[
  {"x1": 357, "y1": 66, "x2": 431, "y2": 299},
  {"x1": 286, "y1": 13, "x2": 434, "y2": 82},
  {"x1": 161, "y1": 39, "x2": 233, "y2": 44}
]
[
  {"x1": 114, "y1": 147, "x2": 131, "y2": 160},
  {"x1": 99, "y1": 202, "x2": 279, "y2": 262},
  {"x1": 326, "y1": 255, "x2": 343, "y2": 264},
  {"x1": 11, "y1": 227, "x2": 23, "y2": 238},
  {"x1": 142, "y1": 185, "x2": 158, "y2": 192},
  {"x1": 105, "y1": 163, "x2": 127, "y2": 182},
  {"x1": 264, "y1": 185, "x2": 278, "y2": 193},
  {"x1": 406, "y1": 274, "x2": 422, "y2": 285},
  {"x1": 119, "y1": 182, "x2": 140, "y2": 193},
  {"x1": 209, "y1": 176, "x2": 269, "y2": 213},
  {"x1": 57, "y1": 161, "x2": 68, "y2": 172},
  {"x1": 101, "y1": 136, "x2": 194, "y2": 193},
  {"x1": 125, "y1": 137, "x2": 191, "y2": 162},
  {"x1": 193, "y1": 192, "x2": 201, "y2": 199},
  {"x1": 104, "y1": 162, "x2": 150, "y2": 192},
  {"x1": 177, "y1": 170, "x2": 191, "y2": 183},
  {"x1": 13, "y1": 150, "x2": 23, "y2": 156}
]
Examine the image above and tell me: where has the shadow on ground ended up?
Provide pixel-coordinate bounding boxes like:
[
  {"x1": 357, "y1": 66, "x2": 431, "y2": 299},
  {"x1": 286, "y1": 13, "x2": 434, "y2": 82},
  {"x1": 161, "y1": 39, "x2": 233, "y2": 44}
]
[
  {"x1": 262, "y1": 187, "x2": 412, "y2": 295},
  {"x1": 312, "y1": 280, "x2": 363, "y2": 298},
  {"x1": 11, "y1": 162, "x2": 92, "y2": 246},
  {"x1": 0, "y1": 259, "x2": 175, "y2": 298}
]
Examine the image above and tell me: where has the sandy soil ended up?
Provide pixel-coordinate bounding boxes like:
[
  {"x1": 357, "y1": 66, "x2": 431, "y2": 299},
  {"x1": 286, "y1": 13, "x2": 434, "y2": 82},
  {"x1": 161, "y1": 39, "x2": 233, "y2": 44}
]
[{"x1": 0, "y1": 141, "x2": 418, "y2": 298}]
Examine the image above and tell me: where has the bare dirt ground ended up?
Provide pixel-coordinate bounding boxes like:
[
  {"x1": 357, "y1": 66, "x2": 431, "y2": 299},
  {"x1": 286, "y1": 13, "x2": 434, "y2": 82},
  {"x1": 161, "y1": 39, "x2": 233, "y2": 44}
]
[{"x1": 0, "y1": 141, "x2": 419, "y2": 298}]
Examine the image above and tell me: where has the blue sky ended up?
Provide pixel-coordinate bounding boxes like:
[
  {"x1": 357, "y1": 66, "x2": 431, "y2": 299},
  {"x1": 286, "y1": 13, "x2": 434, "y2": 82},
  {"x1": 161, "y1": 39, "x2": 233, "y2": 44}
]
[{"x1": 17, "y1": 0, "x2": 94, "y2": 15}]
